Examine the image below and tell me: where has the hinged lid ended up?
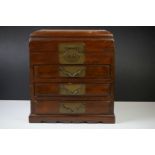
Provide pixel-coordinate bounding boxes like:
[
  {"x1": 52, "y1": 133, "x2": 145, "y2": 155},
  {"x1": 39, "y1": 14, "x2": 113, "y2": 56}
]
[{"x1": 30, "y1": 29, "x2": 113, "y2": 38}]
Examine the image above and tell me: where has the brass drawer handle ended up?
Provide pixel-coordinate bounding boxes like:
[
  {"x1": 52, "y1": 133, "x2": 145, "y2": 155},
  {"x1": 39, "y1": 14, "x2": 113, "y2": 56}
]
[
  {"x1": 59, "y1": 84, "x2": 85, "y2": 95},
  {"x1": 59, "y1": 66, "x2": 86, "y2": 77},
  {"x1": 59, "y1": 102, "x2": 85, "y2": 113},
  {"x1": 59, "y1": 43, "x2": 85, "y2": 64}
]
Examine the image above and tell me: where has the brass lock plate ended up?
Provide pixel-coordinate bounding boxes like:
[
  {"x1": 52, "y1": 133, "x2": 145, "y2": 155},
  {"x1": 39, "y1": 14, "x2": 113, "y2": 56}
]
[
  {"x1": 59, "y1": 84, "x2": 85, "y2": 95},
  {"x1": 59, "y1": 66, "x2": 86, "y2": 77},
  {"x1": 59, "y1": 102, "x2": 85, "y2": 114},
  {"x1": 59, "y1": 43, "x2": 85, "y2": 64}
]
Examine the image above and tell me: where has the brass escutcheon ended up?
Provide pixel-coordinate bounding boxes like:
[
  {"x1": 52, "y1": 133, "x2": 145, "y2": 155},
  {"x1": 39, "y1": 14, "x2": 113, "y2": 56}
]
[
  {"x1": 59, "y1": 43, "x2": 85, "y2": 64},
  {"x1": 59, "y1": 102, "x2": 85, "y2": 113},
  {"x1": 59, "y1": 84, "x2": 85, "y2": 95},
  {"x1": 59, "y1": 66, "x2": 86, "y2": 77}
]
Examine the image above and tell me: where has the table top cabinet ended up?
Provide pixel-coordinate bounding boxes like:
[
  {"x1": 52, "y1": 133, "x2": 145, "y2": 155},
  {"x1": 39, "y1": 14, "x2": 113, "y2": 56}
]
[{"x1": 29, "y1": 29, "x2": 115, "y2": 123}]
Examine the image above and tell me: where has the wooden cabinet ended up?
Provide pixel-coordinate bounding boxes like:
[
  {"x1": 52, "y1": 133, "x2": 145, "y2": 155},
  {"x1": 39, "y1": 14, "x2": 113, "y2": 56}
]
[{"x1": 29, "y1": 29, "x2": 115, "y2": 123}]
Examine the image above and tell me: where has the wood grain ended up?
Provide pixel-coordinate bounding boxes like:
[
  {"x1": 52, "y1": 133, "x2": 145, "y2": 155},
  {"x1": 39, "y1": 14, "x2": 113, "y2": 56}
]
[{"x1": 29, "y1": 29, "x2": 115, "y2": 123}]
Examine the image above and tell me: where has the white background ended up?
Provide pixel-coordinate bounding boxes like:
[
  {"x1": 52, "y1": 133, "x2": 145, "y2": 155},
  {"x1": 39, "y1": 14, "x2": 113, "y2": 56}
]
[
  {"x1": 0, "y1": 0, "x2": 155, "y2": 26},
  {"x1": 1, "y1": 101, "x2": 155, "y2": 129},
  {"x1": 0, "y1": 0, "x2": 155, "y2": 155}
]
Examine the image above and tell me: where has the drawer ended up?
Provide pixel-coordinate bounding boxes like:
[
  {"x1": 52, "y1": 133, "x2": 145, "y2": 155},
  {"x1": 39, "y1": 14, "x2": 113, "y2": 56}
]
[
  {"x1": 34, "y1": 83, "x2": 112, "y2": 97},
  {"x1": 31, "y1": 51, "x2": 113, "y2": 65},
  {"x1": 30, "y1": 40, "x2": 114, "y2": 52},
  {"x1": 34, "y1": 65, "x2": 111, "y2": 79},
  {"x1": 31, "y1": 41, "x2": 113, "y2": 65},
  {"x1": 33, "y1": 100, "x2": 112, "y2": 114}
]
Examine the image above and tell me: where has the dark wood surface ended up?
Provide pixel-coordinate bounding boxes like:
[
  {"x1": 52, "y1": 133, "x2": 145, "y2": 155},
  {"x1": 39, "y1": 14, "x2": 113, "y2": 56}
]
[
  {"x1": 29, "y1": 29, "x2": 115, "y2": 123},
  {"x1": 34, "y1": 65, "x2": 111, "y2": 79},
  {"x1": 30, "y1": 51, "x2": 113, "y2": 65},
  {"x1": 33, "y1": 100, "x2": 112, "y2": 115},
  {"x1": 30, "y1": 29, "x2": 113, "y2": 38},
  {"x1": 34, "y1": 83, "x2": 112, "y2": 96}
]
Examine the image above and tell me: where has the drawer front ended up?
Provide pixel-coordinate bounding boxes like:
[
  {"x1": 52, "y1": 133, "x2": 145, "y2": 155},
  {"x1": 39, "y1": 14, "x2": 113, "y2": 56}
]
[
  {"x1": 33, "y1": 100, "x2": 112, "y2": 114},
  {"x1": 34, "y1": 65, "x2": 111, "y2": 79},
  {"x1": 34, "y1": 83, "x2": 111, "y2": 96},
  {"x1": 31, "y1": 52, "x2": 113, "y2": 65}
]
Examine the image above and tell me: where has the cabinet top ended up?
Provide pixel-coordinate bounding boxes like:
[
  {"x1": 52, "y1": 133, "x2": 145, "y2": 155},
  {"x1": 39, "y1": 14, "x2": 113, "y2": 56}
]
[{"x1": 30, "y1": 29, "x2": 113, "y2": 38}]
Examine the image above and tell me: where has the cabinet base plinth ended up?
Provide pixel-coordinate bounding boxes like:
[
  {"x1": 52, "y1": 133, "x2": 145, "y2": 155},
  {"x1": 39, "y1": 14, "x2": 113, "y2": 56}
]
[{"x1": 29, "y1": 114, "x2": 115, "y2": 123}]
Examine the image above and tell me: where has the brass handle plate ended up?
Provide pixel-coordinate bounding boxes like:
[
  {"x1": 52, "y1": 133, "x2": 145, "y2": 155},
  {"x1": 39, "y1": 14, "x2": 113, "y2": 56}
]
[
  {"x1": 59, "y1": 66, "x2": 86, "y2": 77},
  {"x1": 59, "y1": 102, "x2": 85, "y2": 114},
  {"x1": 59, "y1": 84, "x2": 85, "y2": 95},
  {"x1": 59, "y1": 43, "x2": 85, "y2": 64}
]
